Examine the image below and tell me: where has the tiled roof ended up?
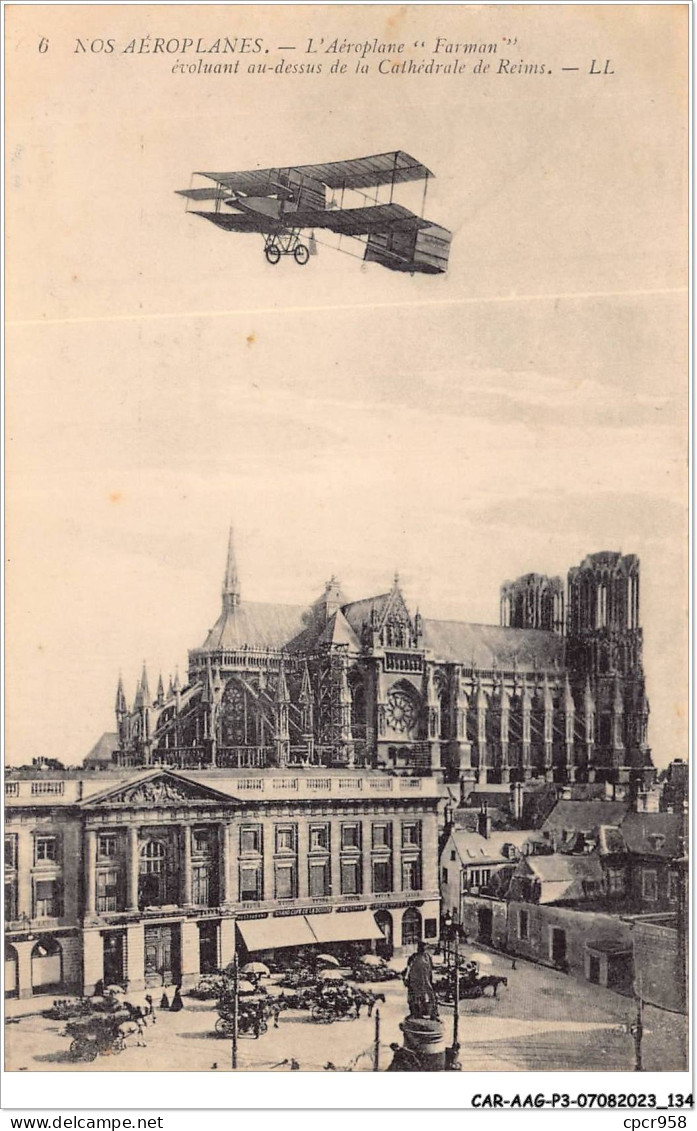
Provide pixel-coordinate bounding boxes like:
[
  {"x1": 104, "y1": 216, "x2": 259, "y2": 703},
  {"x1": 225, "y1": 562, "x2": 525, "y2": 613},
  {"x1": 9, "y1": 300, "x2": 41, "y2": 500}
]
[
  {"x1": 83, "y1": 732, "x2": 118, "y2": 765},
  {"x1": 318, "y1": 609, "x2": 361, "y2": 650},
  {"x1": 449, "y1": 828, "x2": 538, "y2": 864},
  {"x1": 620, "y1": 812, "x2": 685, "y2": 857},
  {"x1": 422, "y1": 620, "x2": 565, "y2": 668},
  {"x1": 341, "y1": 593, "x2": 391, "y2": 635},
  {"x1": 198, "y1": 601, "x2": 309, "y2": 652},
  {"x1": 453, "y1": 807, "x2": 512, "y2": 832},
  {"x1": 525, "y1": 852, "x2": 604, "y2": 903},
  {"x1": 542, "y1": 800, "x2": 630, "y2": 833}
]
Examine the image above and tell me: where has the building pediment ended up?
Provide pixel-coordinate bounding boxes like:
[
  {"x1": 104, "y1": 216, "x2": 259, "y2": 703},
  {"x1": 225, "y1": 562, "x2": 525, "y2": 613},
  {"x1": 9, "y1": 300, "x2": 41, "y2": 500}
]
[{"x1": 81, "y1": 770, "x2": 234, "y2": 810}]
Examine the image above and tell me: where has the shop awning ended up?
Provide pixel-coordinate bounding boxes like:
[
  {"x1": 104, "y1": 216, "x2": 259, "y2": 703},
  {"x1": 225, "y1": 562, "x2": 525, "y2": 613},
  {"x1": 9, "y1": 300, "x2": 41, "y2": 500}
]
[
  {"x1": 309, "y1": 910, "x2": 385, "y2": 945},
  {"x1": 236, "y1": 916, "x2": 317, "y2": 952}
]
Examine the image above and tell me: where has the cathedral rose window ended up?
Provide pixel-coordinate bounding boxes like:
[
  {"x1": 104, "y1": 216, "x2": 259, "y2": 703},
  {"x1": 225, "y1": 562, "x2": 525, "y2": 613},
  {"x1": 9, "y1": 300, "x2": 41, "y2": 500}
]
[{"x1": 385, "y1": 687, "x2": 418, "y2": 734}]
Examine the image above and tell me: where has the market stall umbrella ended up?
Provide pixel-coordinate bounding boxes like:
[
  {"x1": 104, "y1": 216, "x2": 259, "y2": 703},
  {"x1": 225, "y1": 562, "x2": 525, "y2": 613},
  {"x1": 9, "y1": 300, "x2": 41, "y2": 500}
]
[
  {"x1": 241, "y1": 962, "x2": 270, "y2": 977},
  {"x1": 315, "y1": 954, "x2": 341, "y2": 967},
  {"x1": 319, "y1": 969, "x2": 345, "y2": 981},
  {"x1": 358, "y1": 955, "x2": 384, "y2": 967},
  {"x1": 237, "y1": 980, "x2": 258, "y2": 995},
  {"x1": 467, "y1": 953, "x2": 494, "y2": 966}
]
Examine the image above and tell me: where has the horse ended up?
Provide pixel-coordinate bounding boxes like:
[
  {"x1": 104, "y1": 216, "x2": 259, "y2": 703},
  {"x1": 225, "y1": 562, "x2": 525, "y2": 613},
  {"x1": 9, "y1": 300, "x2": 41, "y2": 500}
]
[
  {"x1": 118, "y1": 1018, "x2": 147, "y2": 1048},
  {"x1": 477, "y1": 975, "x2": 508, "y2": 997},
  {"x1": 353, "y1": 988, "x2": 387, "y2": 1017}
]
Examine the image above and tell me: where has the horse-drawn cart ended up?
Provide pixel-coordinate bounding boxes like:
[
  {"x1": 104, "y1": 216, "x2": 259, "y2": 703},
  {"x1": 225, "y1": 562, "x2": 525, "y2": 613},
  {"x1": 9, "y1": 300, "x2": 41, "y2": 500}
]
[
  {"x1": 64, "y1": 1014, "x2": 129, "y2": 1061},
  {"x1": 434, "y1": 960, "x2": 508, "y2": 1003}
]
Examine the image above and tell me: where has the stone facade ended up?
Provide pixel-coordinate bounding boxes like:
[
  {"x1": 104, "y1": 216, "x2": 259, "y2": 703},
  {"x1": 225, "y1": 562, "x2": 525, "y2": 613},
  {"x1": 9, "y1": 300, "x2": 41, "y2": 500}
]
[
  {"x1": 110, "y1": 534, "x2": 653, "y2": 790},
  {"x1": 4, "y1": 769, "x2": 440, "y2": 998}
]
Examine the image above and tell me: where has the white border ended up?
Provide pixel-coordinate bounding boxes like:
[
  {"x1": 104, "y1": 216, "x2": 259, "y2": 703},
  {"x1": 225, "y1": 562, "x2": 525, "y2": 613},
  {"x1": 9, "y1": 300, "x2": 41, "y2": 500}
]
[{"x1": 2, "y1": 0, "x2": 693, "y2": 1112}]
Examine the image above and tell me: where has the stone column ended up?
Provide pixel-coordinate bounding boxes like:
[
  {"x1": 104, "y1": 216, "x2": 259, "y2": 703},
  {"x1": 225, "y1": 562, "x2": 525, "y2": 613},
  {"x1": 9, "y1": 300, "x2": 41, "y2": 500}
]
[
  {"x1": 85, "y1": 828, "x2": 97, "y2": 917},
  {"x1": 476, "y1": 685, "x2": 488, "y2": 783},
  {"x1": 82, "y1": 929, "x2": 104, "y2": 995},
  {"x1": 14, "y1": 939, "x2": 35, "y2": 1000},
  {"x1": 125, "y1": 923, "x2": 145, "y2": 992},
  {"x1": 219, "y1": 918, "x2": 236, "y2": 967},
  {"x1": 521, "y1": 679, "x2": 532, "y2": 780},
  {"x1": 180, "y1": 920, "x2": 200, "y2": 988},
  {"x1": 126, "y1": 825, "x2": 139, "y2": 912},
  {"x1": 499, "y1": 687, "x2": 510, "y2": 783},
  {"x1": 329, "y1": 818, "x2": 341, "y2": 898},
  {"x1": 17, "y1": 827, "x2": 33, "y2": 922},
  {"x1": 181, "y1": 824, "x2": 193, "y2": 907},
  {"x1": 391, "y1": 819, "x2": 401, "y2": 892},
  {"x1": 361, "y1": 818, "x2": 372, "y2": 896},
  {"x1": 297, "y1": 821, "x2": 310, "y2": 900},
  {"x1": 218, "y1": 823, "x2": 231, "y2": 906}
]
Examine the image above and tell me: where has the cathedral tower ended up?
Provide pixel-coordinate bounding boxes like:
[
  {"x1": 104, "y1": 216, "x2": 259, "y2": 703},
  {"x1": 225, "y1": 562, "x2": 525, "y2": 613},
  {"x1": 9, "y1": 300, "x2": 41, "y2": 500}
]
[{"x1": 566, "y1": 552, "x2": 651, "y2": 785}]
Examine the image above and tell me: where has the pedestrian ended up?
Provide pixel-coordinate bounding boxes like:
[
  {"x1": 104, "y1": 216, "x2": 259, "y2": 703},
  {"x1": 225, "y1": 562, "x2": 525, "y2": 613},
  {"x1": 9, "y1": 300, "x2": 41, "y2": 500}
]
[
  {"x1": 145, "y1": 993, "x2": 156, "y2": 1022},
  {"x1": 170, "y1": 986, "x2": 184, "y2": 1012},
  {"x1": 160, "y1": 991, "x2": 170, "y2": 1010}
]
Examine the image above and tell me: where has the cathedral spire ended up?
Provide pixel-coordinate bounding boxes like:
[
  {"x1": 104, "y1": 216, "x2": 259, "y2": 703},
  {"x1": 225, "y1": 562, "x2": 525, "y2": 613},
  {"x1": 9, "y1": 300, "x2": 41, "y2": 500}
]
[
  {"x1": 276, "y1": 661, "x2": 290, "y2": 704},
  {"x1": 299, "y1": 660, "x2": 312, "y2": 703},
  {"x1": 222, "y1": 526, "x2": 241, "y2": 611},
  {"x1": 140, "y1": 662, "x2": 151, "y2": 709},
  {"x1": 115, "y1": 673, "x2": 127, "y2": 715}
]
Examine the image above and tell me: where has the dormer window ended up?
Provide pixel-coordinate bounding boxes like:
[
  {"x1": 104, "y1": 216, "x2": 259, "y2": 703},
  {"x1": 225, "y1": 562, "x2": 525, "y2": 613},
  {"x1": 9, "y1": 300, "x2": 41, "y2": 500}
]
[{"x1": 648, "y1": 833, "x2": 666, "y2": 851}]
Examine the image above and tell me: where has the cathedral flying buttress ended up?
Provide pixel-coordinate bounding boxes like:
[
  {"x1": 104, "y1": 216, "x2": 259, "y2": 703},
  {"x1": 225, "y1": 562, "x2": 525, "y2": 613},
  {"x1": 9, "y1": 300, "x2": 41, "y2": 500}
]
[{"x1": 113, "y1": 531, "x2": 654, "y2": 789}]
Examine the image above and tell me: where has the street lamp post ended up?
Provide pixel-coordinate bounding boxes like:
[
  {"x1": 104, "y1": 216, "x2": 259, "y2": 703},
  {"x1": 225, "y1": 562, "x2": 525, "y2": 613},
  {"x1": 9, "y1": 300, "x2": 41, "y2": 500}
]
[
  {"x1": 443, "y1": 911, "x2": 453, "y2": 970},
  {"x1": 231, "y1": 954, "x2": 239, "y2": 1070}
]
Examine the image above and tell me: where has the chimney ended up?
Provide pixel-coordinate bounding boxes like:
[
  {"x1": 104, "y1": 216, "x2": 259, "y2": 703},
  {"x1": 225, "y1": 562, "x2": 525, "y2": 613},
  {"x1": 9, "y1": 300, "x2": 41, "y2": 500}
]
[{"x1": 477, "y1": 804, "x2": 491, "y2": 840}]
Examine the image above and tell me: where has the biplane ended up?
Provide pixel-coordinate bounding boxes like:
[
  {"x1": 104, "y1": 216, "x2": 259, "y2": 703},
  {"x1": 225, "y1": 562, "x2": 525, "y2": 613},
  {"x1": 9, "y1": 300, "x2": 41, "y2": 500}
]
[{"x1": 176, "y1": 151, "x2": 451, "y2": 274}]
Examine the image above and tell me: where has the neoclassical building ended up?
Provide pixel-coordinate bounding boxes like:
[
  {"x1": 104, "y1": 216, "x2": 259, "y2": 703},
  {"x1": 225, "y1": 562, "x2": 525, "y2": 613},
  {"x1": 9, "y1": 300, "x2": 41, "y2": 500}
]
[
  {"x1": 113, "y1": 533, "x2": 653, "y2": 788},
  {"x1": 5, "y1": 768, "x2": 440, "y2": 997}
]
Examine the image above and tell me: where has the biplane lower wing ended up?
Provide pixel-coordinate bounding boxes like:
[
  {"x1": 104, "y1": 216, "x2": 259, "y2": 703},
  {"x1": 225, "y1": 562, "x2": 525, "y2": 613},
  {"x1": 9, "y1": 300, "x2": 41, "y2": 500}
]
[
  {"x1": 296, "y1": 202, "x2": 430, "y2": 236},
  {"x1": 191, "y1": 210, "x2": 280, "y2": 234},
  {"x1": 191, "y1": 202, "x2": 429, "y2": 238}
]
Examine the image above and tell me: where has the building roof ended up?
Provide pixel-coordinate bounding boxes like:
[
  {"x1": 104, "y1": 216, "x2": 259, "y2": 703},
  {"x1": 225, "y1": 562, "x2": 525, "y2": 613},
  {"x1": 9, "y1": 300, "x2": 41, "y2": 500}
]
[
  {"x1": 542, "y1": 799, "x2": 630, "y2": 835},
  {"x1": 341, "y1": 593, "x2": 391, "y2": 636},
  {"x1": 620, "y1": 811, "x2": 685, "y2": 858},
  {"x1": 466, "y1": 789, "x2": 512, "y2": 810},
  {"x1": 198, "y1": 600, "x2": 308, "y2": 652},
  {"x1": 421, "y1": 619, "x2": 565, "y2": 669},
  {"x1": 447, "y1": 827, "x2": 538, "y2": 865},
  {"x1": 318, "y1": 609, "x2": 362, "y2": 650},
  {"x1": 83, "y1": 732, "x2": 118, "y2": 766},
  {"x1": 525, "y1": 852, "x2": 604, "y2": 903},
  {"x1": 453, "y1": 806, "x2": 512, "y2": 832}
]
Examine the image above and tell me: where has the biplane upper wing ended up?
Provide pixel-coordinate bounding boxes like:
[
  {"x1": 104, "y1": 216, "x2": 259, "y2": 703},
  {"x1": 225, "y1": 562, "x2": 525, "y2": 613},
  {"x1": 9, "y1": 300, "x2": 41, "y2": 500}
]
[{"x1": 176, "y1": 151, "x2": 434, "y2": 198}]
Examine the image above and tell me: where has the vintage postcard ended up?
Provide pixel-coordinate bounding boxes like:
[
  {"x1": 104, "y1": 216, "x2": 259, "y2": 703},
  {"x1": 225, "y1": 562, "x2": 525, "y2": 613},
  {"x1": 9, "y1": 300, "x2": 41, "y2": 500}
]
[{"x1": 3, "y1": 0, "x2": 690, "y2": 1106}]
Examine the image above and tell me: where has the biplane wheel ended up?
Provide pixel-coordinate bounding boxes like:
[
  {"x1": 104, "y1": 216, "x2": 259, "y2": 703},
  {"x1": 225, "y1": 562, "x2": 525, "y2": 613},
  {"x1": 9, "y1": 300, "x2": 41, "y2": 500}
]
[
  {"x1": 294, "y1": 244, "x2": 310, "y2": 266},
  {"x1": 265, "y1": 244, "x2": 281, "y2": 265}
]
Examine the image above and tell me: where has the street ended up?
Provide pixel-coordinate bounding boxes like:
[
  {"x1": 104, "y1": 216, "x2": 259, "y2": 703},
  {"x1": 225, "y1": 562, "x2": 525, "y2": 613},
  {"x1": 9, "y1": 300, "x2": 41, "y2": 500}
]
[{"x1": 5, "y1": 951, "x2": 687, "y2": 1073}]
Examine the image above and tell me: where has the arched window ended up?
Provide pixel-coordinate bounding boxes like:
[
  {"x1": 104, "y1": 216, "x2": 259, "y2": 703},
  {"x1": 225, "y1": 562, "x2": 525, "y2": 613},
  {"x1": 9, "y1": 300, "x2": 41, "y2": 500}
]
[
  {"x1": 31, "y1": 936, "x2": 62, "y2": 994},
  {"x1": 401, "y1": 907, "x2": 422, "y2": 947},
  {"x1": 140, "y1": 840, "x2": 166, "y2": 874},
  {"x1": 138, "y1": 840, "x2": 169, "y2": 907},
  {"x1": 5, "y1": 943, "x2": 18, "y2": 999}
]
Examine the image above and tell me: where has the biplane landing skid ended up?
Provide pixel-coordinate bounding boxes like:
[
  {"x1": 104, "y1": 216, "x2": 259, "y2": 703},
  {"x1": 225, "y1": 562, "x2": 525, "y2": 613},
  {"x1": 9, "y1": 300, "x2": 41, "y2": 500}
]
[{"x1": 263, "y1": 232, "x2": 309, "y2": 266}]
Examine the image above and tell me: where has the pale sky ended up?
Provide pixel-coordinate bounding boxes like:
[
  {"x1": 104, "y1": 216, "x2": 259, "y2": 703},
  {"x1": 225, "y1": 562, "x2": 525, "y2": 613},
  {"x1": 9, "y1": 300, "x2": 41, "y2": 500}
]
[{"x1": 6, "y1": 5, "x2": 687, "y2": 767}]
